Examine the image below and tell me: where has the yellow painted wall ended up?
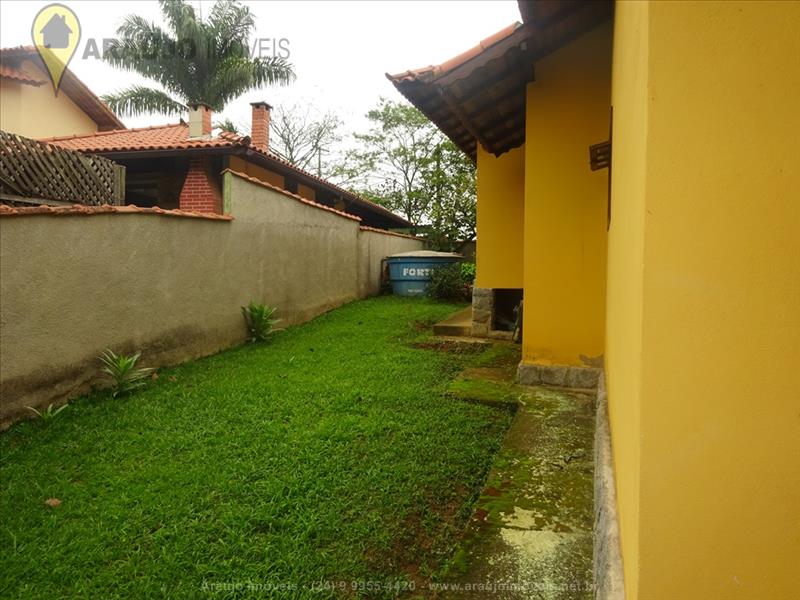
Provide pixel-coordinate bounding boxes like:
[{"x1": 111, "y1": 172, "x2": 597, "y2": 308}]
[
  {"x1": 521, "y1": 23, "x2": 612, "y2": 366},
  {"x1": 0, "y1": 59, "x2": 99, "y2": 138},
  {"x1": 475, "y1": 145, "x2": 524, "y2": 289},
  {"x1": 297, "y1": 183, "x2": 316, "y2": 202},
  {"x1": 606, "y1": 2, "x2": 648, "y2": 596},
  {"x1": 608, "y1": 2, "x2": 800, "y2": 598},
  {"x1": 229, "y1": 156, "x2": 285, "y2": 189}
]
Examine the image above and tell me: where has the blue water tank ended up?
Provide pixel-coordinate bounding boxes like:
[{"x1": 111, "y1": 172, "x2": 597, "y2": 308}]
[{"x1": 386, "y1": 251, "x2": 463, "y2": 296}]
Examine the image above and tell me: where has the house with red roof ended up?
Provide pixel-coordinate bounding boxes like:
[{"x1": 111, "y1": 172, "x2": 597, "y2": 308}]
[
  {"x1": 1, "y1": 46, "x2": 408, "y2": 229},
  {"x1": 43, "y1": 102, "x2": 411, "y2": 229},
  {"x1": 0, "y1": 46, "x2": 124, "y2": 138}
]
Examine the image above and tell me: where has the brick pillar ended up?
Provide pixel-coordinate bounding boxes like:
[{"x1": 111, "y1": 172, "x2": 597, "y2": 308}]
[
  {"x1": 178, "y1": 157, "x2": 220, "y2": 213},
  {"x1": 202, "y1": 108, "x2": 211, "y2": 136}
]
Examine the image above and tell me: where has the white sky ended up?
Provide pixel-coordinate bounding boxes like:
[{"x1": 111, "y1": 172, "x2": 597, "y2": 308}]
[{"x1": 1, "y1": 0, "x2": 521, "y2": 135}]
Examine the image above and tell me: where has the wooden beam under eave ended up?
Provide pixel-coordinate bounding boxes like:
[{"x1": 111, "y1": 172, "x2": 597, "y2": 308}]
[{"x1": 438, "y1": 87, "x2": 498, "y2": 155}]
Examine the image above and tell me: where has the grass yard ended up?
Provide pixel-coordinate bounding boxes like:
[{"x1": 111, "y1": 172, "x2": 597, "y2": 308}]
[{"x1": 0, "y1": 297, "x2": 514, "y2": 598}]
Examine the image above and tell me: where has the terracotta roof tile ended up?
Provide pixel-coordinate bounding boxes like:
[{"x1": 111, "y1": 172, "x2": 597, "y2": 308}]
[
  {"x1": 0, "y1": 203, "x2": 233, "y2": 221},
  {"x1": 41, "y1": 123, "x2": 248, "y2": 152},
  {"x1": 223, "y1": 169, "x2": 361, "y2": 222},
  {"x1": 386, "y1": 22, "x2": 521, "y2": 83},
  {"x1": 41, "y1": 123, "x2": 410, "y2": 227},
  {"x1": 0, "y1": 45, "x2": 37, "y2": 56},
  {"x1": 359, "y1": 225, "x2": 419, "y2": 240},
  {"x1": 0, "y1": 63, "x2": 44, "y2": 86}
]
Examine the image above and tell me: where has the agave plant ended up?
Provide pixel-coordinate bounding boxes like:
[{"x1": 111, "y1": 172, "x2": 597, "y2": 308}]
[
  {"x1": 27, "y1": 403, "x2": 69, "y2": 421},
  {"x1": 242, "y1": 302, "x2": 281, "y2": 342},
  {"x1": 99, "y1": 350, "x2": 154, "y2": 397}
]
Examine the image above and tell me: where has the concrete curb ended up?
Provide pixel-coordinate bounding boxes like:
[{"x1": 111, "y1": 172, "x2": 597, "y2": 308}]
[
  {"x1": 593, "y1": 373, "x2": 625, "y2": 599},
  {"x1": 517, "y1": 362, "x2": 601, "y2": 389}
]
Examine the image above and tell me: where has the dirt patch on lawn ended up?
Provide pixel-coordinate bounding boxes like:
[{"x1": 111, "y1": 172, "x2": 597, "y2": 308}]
[{"x1": 412, "y1": 340, "x2": 488, "y2": 354}]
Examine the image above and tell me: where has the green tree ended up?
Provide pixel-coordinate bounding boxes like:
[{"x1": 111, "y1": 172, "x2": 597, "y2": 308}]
[
  {"x1": 335, "y1": 99, "x2": 476, "y2": 247},
  {"x1": 424, "y1": 140, "x2": 477, "y2": 249},
  {"x1": 102, "y1": 0, "x2": 294, "y2": 117},
  {"x1": 214, "y1": 118, "x2": 240, "y2": 134}
]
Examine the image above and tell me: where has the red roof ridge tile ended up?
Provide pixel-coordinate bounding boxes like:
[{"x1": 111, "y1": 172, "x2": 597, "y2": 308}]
[
  {"x1": 38, "y1": 122, "x2": 185, "y2": 143},
  {"x1": 0, "y1": 45, "x2": 37, "y2": 56},
  {"x1": 0, "y1": 63, "x2": 45, "y2": 86},
  {"x1": 359, "y1": 225, "x2": 419, "y2": 240},
  {"x1": 1, "y1": 45, "x2": 125, "y2": 130},
  {"x1": 0, "y1": 203, "x2": 233, "y2": 221},
  {"x1": 386, "y1": 22, "x2": 521, "y2": 83},
  {"x1": 222, "y1": 169, "x2": 361, "y2": 223}
]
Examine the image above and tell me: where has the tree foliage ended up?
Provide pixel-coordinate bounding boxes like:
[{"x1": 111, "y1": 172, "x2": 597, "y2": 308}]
[
  {"x1": 333, "y1": 99, "x2": 476, "y2": 248},
  {"x1": 102, "y1": 0, "x2": 295, "y2": 117}
]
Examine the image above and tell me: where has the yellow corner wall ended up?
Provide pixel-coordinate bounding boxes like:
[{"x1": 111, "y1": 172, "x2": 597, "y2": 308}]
[
  {"x1": 522, "y1": 23, "x2": 612, "y2": 366},
  {"x1": 228, "y1": 156, "x2": 285, "y2": 189},
  {"x1": 475, "y1": 145, "x2": 525, "y2": 289},
  {"x1": 0, "y1": 60, "x2": 99, "y2": 138},
  {"x1": 608, "y1": 2, "x2": 800, "y2": 598},
  {"x1": 606, "y1": 2, "x2": 649, "y2": 596}
]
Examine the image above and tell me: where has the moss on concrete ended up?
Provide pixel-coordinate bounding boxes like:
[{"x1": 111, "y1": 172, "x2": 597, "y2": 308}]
[{"x1": 438, "y1": 344, "x2": 595, "y2": 599}]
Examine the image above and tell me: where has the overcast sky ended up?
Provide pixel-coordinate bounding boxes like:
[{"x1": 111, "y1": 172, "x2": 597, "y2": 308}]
[{"x1": 1, "y1": 0, "x2": 521, "y2": 135}]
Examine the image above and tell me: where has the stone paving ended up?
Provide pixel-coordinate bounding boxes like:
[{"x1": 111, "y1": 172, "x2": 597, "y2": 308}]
[{"x1": 439, "y1": 344, "x2": 595, "y2": 599}]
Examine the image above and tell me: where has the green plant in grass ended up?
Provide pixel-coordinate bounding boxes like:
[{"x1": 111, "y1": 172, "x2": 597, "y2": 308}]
[
  {"x1": 99, "y1": 350, "x2": 153, "y2": 397},
  {"x1": 26, "y1": 403, "x2": 69, "y2": 421},
  {"x1": 242, "y1": 301, "x2": 281, "y2": 342},
  {"x1": 428, "y1": 263, "x2": 471, "y2": 302},
  {"x1": 0, "y1": 297, "x2": 514, "y2": 597},
  {"x1": 460, "y1": 261, "x2": 476, "y2": 284}
]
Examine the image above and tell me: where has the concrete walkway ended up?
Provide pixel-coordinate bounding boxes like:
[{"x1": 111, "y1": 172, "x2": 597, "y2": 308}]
[{"x1": 439, "y1": 345, "x2": 595, "y2": 599}]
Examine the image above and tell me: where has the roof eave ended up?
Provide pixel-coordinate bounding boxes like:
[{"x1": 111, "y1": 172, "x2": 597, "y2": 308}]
[
  {"x1": 387, "y1": 1, "x2": 613, "y2": 161},
  {"x1": 63, "y1": 142, "x2": 411, "y2": 229},
  {"x1": 1, "y1": 47, "x2": 125, "y2": 131},
  {"x1": 240, "y1": 148, "x2": 413, "y2": 228}
]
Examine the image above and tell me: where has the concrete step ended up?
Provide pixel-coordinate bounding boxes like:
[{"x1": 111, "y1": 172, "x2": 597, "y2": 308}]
[{"x1": 432, "y1": 307, "x2": 472, "y2": 337}]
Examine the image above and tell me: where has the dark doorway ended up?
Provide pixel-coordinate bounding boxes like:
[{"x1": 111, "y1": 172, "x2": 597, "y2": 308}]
[{"x1": 493, "y1": 289, "x2": 523, "y2": 331}]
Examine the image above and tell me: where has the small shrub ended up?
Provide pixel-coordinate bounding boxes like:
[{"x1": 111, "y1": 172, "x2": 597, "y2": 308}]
[
  {"x1": 428, "y1": 263, "x2": 471, "y2": 302},
  {"x1": 460, "y1": 262, "x2": 476, "y2": 284},
  {"x1": 99, "y1": 349, "x2": 153, "y2": 397},
  {"x1": 242, "y1": 301, "x2": 281, "y2": 342},
  {"x1": 27, "y1": 403, "x2": 68, "y2": 421}
]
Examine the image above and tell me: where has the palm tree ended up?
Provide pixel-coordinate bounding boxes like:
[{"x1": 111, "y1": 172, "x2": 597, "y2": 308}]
[{"x1": 102, "y1": 0, "x2": 294, "y2": 117}]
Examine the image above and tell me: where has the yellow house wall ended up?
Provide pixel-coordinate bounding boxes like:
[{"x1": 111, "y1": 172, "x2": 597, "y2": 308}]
[
  {"x1": 522, "y1": 23, "x2": 612, "y2": 366},
  {"x1": 608, "y1": 2, "x2": 800, "y2": 598},
  {"x1": 606, "y1": 2, "x2": 649, "y2": 596},
  {"x1": 475, "y1": 145, "x2": 524, "y2": 289},
  {"x1": 228, "y1": 156, "x2": 285, "y2": 189},
  {"x1": 0, "y1": 60, "x2": 99, "y2": 138}
]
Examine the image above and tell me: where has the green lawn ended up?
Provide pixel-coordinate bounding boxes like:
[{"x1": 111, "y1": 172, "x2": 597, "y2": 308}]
[{"x1": 0, "y1": 297, "x2": 513, "y2": 598}]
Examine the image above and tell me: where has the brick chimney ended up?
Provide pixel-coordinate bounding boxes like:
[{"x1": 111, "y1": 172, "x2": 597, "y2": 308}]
[
  {"x1": 250, "y1": 101, "x2": 272, "y2": 153},
  {"x1": 188, "y1": 103, "x2": 212, "y2": 138}
]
